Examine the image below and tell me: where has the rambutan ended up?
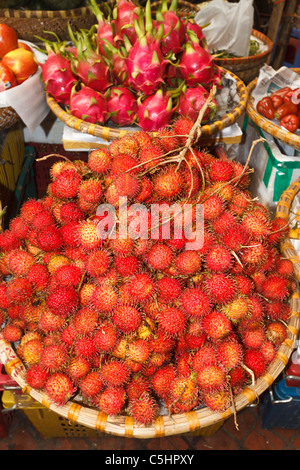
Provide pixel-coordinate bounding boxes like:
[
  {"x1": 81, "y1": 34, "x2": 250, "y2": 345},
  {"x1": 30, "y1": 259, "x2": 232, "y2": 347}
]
[
  {"x1": 220, "y1": 223, "x2": 250, "y2": 252},
  {"x1": 268, "y1": 217, "x2": 289, "y2": 245},
  {"x1": 6, "y1": 277, "x2": 33, "y2": 305},
  {"x1": 175, "y1": 250, "x2": 201, "y2": 275},
  {"x1": 234, "y1": 274, "x2": 255, "y2": 296},
  {"x1": 204, "y1": 272, "x2": 236, "y2": 304},
  {"x1": 222, "y1": 296, "x2": 251, "y2": 323},
  {"x1": 261, "y1": 340, "x2": 277, "y2": 363},
  {"x1": 36, "y1": 226, "x2": 63, "y2": 252},
  {"x1": 115, "y1": 255, "x2": 139, "y2": 277},
  {"x1": 128, "y1": 272, "x2": 155, "y2": 303},
  {"x1": 239, "y1": 324, "x2": 266, "y2": 349},
  {"x1": 6, "y1": 249, "x2": 35, "y2": 277},
  {"x1": 105, "y1": 173, "x2": 141, "y2": 206},
  {"x1": 216, "y1": 338, "x2": 243, "y2": 370},
  {"x1": 148, "y1": 328, "x2": 175, "y2": 354},
  {"x1": 203, "y1": 389, "x2": 231, "y2": 412},
  {"x1": 111, "y1": 154, "x2": 139, "y2": 175},
  {"x1": 207, "y1": 160, "x2": 234, "y2": 183},
  {"x1": 77, "y1": 220, "x2": 102, "y2": 251},
  {"x1": 196, "y1": 364, "x2": 227, "y2": 392},
  {"x1": 153, "y1": 164, "x2": 183, "y2": 200},
  {"x1": 180, "y1": 287, "x2": 211, "y2": 318},
  {"x1": 168, "y1": 375, "x2": 199, "y2": 411},
  {"x1": 126, "y1": 374, "x2": 150, "y2": 400},
  {"x1": 27, "y1": 263, "x2": 50, "y2": 292},
  {"x1": 60, "y1": 221, "x2": 81, "y2": 247},
  {"x1": 26, "y1": 364, "x2": 50, "y2": 390},
  {"x1": 152, "y1": 364, "x2": 177, "y2": 399},
  {"x1": 244, "y1": 349, "x2": 267, "y2": 379},
  {"x1": 101, "y1": 359, "x2": 131, "y2": 387},
  {"x1": 241, "y1": 213, "x2": 270, "y2": 240},
  {"x1": 128, "y1": 391, "x2": 158, "y2": 424},
  {"x1": 266, "y1": 321, "x2": 287, "y2": 346},
  {"x1": 2, "y1": 322, "x2": 22, "y2": 342},
  {"x1": 228, "y1": 365, "x2": 248, "y2": 393},
  {"x1": 72, "y1": 307, "x2": 99, "y2": 336},
  {"x1": 201, "y1": 191, "x2": 224, "y2": 221},
  {"x1": 112, "y1": 305, "x2": 142, "y2": 333},
  {"x1": 173, "y1": 116, "x2": 194, "y2": 145},
  {"x1": 79, "y1": 370, "x2": 104, "y2": 399},
  {"x1": 88, "y1": 148, "x2": 112, "y2": 174},
  {"x1": 192, "y1": 344, "x2": 217, "y2": 371},
  {"x1": 9, "y1": 216, "x2": 29, "y2": 240},
  {"x1": 98, "y1": 386, "x2": 127, "y2": 415},
  {"x1": 51, "y1": 264, "x2": 82, "y2": 289},
  {"x1": 94, "y1": 321, "x2": 118, "y2": 352},
  {"x1": 21, "y1": 338, "x2": 44, "y2": 365},
  {"x1": 38, "y1": 306, "x2": 66, "y2": 333},
  {"x1": 127, "y1": 338, "x2": 151, "y2": 363},
  {"x1": 73, "y1": 335, "x2": 98, "y2": 359},
  {"x1": 77, "y1": 179, "x2": 103, "y2": 205},
  {"x1": 59, "y1": 201, "x2": 85, "y2": 224},
  {"x1": 158, "y1": 306, "x2": 187, "y2": 336},
  {"x1": 46, "y1": 286, "x2": 78, "y2": 316},
  {"x1": 40, "y1": 343, "x2": 68, "y2": 372},
  {"x1": 0, "y1": 230, "x2": 20, "y2": 252},
  {"x1": 51, "y1": 168, "x2": 82, "y2": 200},
  {"x1": 86, "y1": 248, "x2": 110, "y2": 278},
  {"x1": 211, "y1": 210, "x2": 236, "y2": 235},
  {"x1": 91, "y1": 284, "x2": 118, "y2": 313},
  {"x1": 45, "y1": 372, "x2": 76, "y2": 406},
  {"x1": 260, "y1": 275, "x2": 290, "y2": 301},
  {"x1": 147, "y1": 242, "x2": 173, "y2": 271},
  {"x1": 139, "y1": 143, "x2": 164, "y2": 171},
  {"x1": 201, "y1": 310, "x2": 232, "y2": 340},
  {"x1": 156, "y1": 276, "x2": 182, "y2": 303},
  {"x1": 205, "y1": 244, "x2": 232, "y2": 272},
  {"x1": 228, "y1": 189, "x2": 251, "y2": 216},
  {"x1": 67, "y1": 356, "x2": 91, "y2": 383}
]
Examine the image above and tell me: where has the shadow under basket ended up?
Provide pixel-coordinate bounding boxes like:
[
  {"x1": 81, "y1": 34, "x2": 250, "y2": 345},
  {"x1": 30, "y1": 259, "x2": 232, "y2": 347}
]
[{"x1": 0, "y1": 178, "x2": 299, "y2": 438}]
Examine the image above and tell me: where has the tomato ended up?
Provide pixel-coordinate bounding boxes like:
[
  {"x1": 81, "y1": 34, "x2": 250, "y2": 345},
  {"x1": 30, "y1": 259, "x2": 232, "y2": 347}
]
[
  {"x1": 0, "y1": 62, "x2": 17, "y2": 92},
  {"x1": 17, "y1": 42, "x2": 32, "y2": 52},
  {"x1": 2, "y1": 48, "x2": 38, "y2": 84},
  {"x1": 0, "y1": 24, "x2": 18, "y2": 59}
]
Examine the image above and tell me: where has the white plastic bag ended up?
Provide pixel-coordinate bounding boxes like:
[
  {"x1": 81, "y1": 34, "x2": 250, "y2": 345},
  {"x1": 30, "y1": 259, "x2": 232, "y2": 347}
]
[{"x1": 194, "y1": 0, "x2": 254, "y2": 57}]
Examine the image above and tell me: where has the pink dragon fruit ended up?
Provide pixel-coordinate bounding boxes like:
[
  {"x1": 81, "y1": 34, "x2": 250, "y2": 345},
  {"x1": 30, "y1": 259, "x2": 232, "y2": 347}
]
[
  {"x1": 112, "y1": 0, "x2": 141, "y2": 45},
  {"x1": 177, "y1": 84, "x2": 218, "y2": 122},
  {"x1": 137, "y1": 89, "x2": 174, "y2": 131},
  {"x1": 101, "y1": 39, "x2": 130, "y2": 87},
  {"x1": 69, "y1": 86, "x2": 109, "y2": 124},
  {"x1": 126, "y1": 2, "x2": 168, "y2": 95},
  {"x1": 40, "y1": 50, "x2": 77, "y2": 105},
  {"x1": 89, "y1": 0, "x2": 115, "y2": 56},
  {"x1": 106, "y1": 85, "x2": 138, "y2": 126},
  {"x1": 155, "y1": 0, "x2": 186, "y2": 56},
  {"x1": 178, "y1": 33, "x2": 218, "y2": 90},
  {"x1": 68, "y1": 27, "x2": 112, "y2": 93},
  {"x1": 185, "y1": 19, "x2": 207, "y2": 49}
]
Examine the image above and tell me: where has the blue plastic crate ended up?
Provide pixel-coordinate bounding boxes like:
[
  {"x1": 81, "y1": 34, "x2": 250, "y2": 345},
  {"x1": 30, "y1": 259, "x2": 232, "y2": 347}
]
[{"x1": 260, "y1": 376, "x2": 300, "y2": 429}]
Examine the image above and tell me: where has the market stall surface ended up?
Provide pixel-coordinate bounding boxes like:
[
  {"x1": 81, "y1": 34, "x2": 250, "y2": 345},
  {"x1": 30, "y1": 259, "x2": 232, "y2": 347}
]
[{"x1": 0, "y1": 401, "x2": 299, "y2": 451}]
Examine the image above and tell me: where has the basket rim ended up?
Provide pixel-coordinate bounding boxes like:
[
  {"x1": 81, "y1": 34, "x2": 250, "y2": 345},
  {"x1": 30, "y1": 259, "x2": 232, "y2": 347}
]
[
  {"x1": 0, "y1": 5, "x2": 94, "y2": 18},
  {"x1": 0, "y1": 180, "x2": 299, "y2": 438},
  {"x1": 214, "y1": 29, "x2": 273, "y2": 66},
  {"x1": 46, "y1": 68, "x2": 249, "y2": 141},
  {"x1": 246, "y1": 69, "x2": 300, "y2": 150}
]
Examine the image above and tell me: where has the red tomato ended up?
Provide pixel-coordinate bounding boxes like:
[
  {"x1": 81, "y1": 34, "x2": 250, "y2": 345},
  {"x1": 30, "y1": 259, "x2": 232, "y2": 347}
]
[
  {"x1": 17, "y1": 42, "x2": 32, "y2": 52},
  {"x1": 2, "y1": 48, "x2": 38, "y2": 84},
  {"x1": 0, "y1": 62, "x2": 17, "y2": 92},
  {"x1": 0, "y1": 24, "x2": 18, "y2": 59}
]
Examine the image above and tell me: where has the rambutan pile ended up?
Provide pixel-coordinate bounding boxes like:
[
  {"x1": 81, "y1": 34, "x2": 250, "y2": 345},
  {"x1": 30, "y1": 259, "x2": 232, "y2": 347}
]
[{"x1": 0, "y1": 111, "x2": 295, "y2": 427}]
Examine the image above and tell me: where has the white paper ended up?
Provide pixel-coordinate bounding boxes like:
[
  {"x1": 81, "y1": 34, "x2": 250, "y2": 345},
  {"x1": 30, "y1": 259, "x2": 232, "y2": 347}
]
[
  {"x1": 195, "y1": 0, "x2": 254, "y2": 57},
  {"x1": 0, "y1": 41, "x2": 49, "y2": 134}
]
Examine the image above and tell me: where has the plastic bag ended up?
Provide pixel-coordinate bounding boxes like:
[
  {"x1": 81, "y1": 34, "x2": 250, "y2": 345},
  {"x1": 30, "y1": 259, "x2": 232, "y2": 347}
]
[{"x1": 194, "y1": 0, "x2": 254, "y2": 57}]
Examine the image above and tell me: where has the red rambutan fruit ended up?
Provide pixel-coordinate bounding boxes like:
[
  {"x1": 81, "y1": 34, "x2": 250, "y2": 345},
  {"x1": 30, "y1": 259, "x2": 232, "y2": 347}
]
[
  {"x1": 105, "y1": 173, "x2": 141, "y2": 206},
  {"x1": 79, "y1": 370, "x2": 104, "y2": 399},
  {"x1": 27, "y1": 263, "x2": 50, "y2": 292},
  {"x1": 175, "y1": 250, "x2": 201, "y2": 275},
  {"x1": 77, "y1": 220, "x2": 102, "y2": 251},
  {"x1": 112, "y1": 304, "x2": 142, "y2": 333},
  {"x1": 40, "y1": 343, "x2": 68, "y2": 372},
  {"x1": 201, "y1": 191, "x2": 224, "y2": 221},
  {"x1": 72, "y1": 307, "x2": 99, "y2": 336},
  {"x1": 205, "y1": 244, "x2": 232, "y2": 272},
  {"x1": 203, "y1": 389, "x2": 231, "y2": 412},
  {"x1": 244, "y1": 349, "x2": 267, "y2": 379},
  {"x1": 127, "y1": 338, "x2": 151, "y2": 363},
  {"x1": 201, "y1": 310, "x2": 232, "y2": 340},
  {"x1": 173, "y1": 116, "x2": 193, "y2": 145},
  {"x1": 73, "y1": 336, "x2": 98, "y2": 359},
  {"x1": 192, "y1": 344, "x2": 217, "y2": 371},
  {"x1": 222, "y1": 296, "x2": 251, "y2": 323},
  {"x1": 51, "y1": 264, "x2": 82, "y2": 289},
  {"x1": 78, "y1": 179, "x2": 103, "y2": 205},
  {"x1": 94, "y1": 321, "x2": 118, "y2": 353},
  {"x1": 261, "y1": 340, "x2": 277, "y2": 363},
  {"x1": 126, "y1": 374, "x2": 150, "y2": 400},
  {"x1": 211, "y1": 210, "x2": 236, "y2": 235},
  {"x1": 38, "y1": 306, "x2": 66, "y2": 333},
  {"x1": 128, "y1": 391, "x2": 158, "y2": 424},
  {"x1": 156, "y1": 276, "x2": 182, "y2": 303},
  {"x1": 67, "y1": 356, "x2": 91, "y2": 383},
  {"x1": 268, "y1": 217, "x2": 289, "y2": 245},
  {"x1": 228, "y1": 365, "x2": 248, "y2": 393},
  {"x1": 241, "y1": 213, "x2": 270, "y2": 240},
  {"x1": 196, "y1": 364, "x2": 227, "y2": 392},
  {"x1": 2, "y1": 322, "x2": 22, "y2": 342},
  {"x1": 208, "y1": 160, "x2": 234, "y2": 183},
  {"x1": 101, "y1": 359, "x2": 131, "y2": 387},
  {"x1": 45, "y1": 372, "x2": 76, "y2": 406},
  {"x1": 158, "y1": 306, "x2": 187, "y2": 337},
  {"x1": 147, "y1": 242, "x2": 173, "y2": 271},
  {"x1": 26, "y1": 364, "x2": 50, "y2": 389},
  {"x1": 266, "y1": 321, "x2": 287, "y2": 346},
  {"x1": 153, "y1": 164, "x2": 183, "y2": 200},
  {"x1": 6, "y1": 249, "x2": 35, "y2": 277},
  {"x1": 151, "y1": 364, "x2": 177, "y2": 399},
  {"x1": 0, "y1": 230, "x2": 20, "y2": 252},
  {"x1": 36, "y1": 226, "x2": 63, "y2": 252},
  {"x1": 216, "y1": 338, "x2": 243, "y2": 370},
  {"x1": 59, "y1": 201, "x2": 85, "y2": 224},
  {"x1": 6, "y1": 277, "x2": 33, "y2": 304},
  {"x1": 9, "y1": 216, "x2": 29, "y2": 240},
  {"x1": 98, "y1": 386, "x2": 127, "y2": 415},
  {"x1": 51, "y1": 168, "x2": 82, "y2": 200},
  {"x1": 260, "y1": 275, "x2": 290, "y2": 301},
  {"x1": 169, "y1": 375, "x2": 199, "y2": 411},
  {"x1": 88, "y1": 148, "x2": 112, "y2": 174},
  {"x1": 86, "y1": 248, "x2": 110, "y2": 278},
  {"x1": 180, "y1": 287, "x2": 211, "y2": 318},
  {"x1": 220, "y1": 223, "x2": 250, "y2": 251},
  {"x1": 46, "y1": 286, "x2": 78, "y2": 316},
  {"x1": 115, "y1": 255, "x2": 139, "y2": 277},
  {"x1": 204, "y1": 272, "x2": 236, "y2": 304},
  {"x1": 91, "y1": 284, "x2": 118, "y2": 313},
  {"x1": 128, "y1": 272, "x2": 155, "y2": 303},
  {"x1": 21, "y1": 338, "x2": 44, "y2": 365}
]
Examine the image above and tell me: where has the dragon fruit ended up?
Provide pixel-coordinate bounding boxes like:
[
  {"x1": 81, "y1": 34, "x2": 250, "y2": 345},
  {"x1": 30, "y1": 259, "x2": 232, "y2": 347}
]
[
  {"x1": 101, "y1": 39, "x2": 130, "y2": 87},
  {"x1": 185, "y1": 19, "x2": 207, "y2": 49},
  {"x1": 155, "y1": 0, "x2": 186, "y2": 56},
  {"x1": 137, "y1": 89, "x2": 174, "y2": 131},
  {"x1": 89, "y1": 0, "x2": 115, "y2": 56},
  {"x1": 68, "y1": 26, "x2": 112, "y2": 93},
  {"x1": 40, "y1": 50, "x2": 77, "y2": 105},
  {"x1": 177, "y1": 84, "x2": 218, "y2": 122},
  {"x1": 126, "y1": 1, "x2": 168, "y2": 95},
  {"x1": 69, "y1": 86, "x2": 109, "y2": 124},
  {"x1": 112, "y1": 0, "x2": 141, "y2": 45},
  {"x1": 106, "y1": 86, "x2": 138, "y2": 126},
  {"x1": 178, "y1": 32, "x2": 217, "y2": 90}
]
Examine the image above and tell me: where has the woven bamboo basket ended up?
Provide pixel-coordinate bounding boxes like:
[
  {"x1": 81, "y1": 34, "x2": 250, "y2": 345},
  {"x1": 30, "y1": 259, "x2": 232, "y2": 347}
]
[
  {"x1": 246, "y1": 69, "x2": 300, "y2": 150},
  {"x1": 0, "y1": 180, "x2": 299, "y2": 438},
  {"x1": 0, "y1": 5, "x2": 97, "y2": 42},
  {"x1": 0, "y1": 105, "x2": 20, "y2": 130},
  {"x1": 213, "y1": 29, "x2": 274, "y2": 85},
  {"x1": 46, "y1": 68, "x2": 248, "y2": 142}
]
